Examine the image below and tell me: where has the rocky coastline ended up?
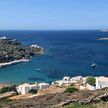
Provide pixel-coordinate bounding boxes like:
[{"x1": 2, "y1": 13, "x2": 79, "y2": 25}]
[{"x1": 0, "y1": 37, "x2": 44, "y2": 67}]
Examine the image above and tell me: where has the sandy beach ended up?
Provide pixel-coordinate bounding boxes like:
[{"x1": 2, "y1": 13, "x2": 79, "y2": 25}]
[{"x1": 0, "y1": 59, "x2": 30, "y2": 68}]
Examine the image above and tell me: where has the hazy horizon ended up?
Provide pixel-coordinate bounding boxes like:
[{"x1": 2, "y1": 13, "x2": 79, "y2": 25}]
[{"x1": 0, "y1": 29, "x2": 101, "y2": 31}]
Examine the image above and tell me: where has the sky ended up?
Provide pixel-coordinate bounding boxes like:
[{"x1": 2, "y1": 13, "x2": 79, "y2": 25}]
[{"x1": 0, "y1": 0, "x2": 108, "y2": 30}]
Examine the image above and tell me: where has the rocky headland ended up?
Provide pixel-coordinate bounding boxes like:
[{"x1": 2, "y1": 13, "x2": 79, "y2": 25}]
[{"x1": 0, "y1": 37, "x2": 44, "y2": 67}]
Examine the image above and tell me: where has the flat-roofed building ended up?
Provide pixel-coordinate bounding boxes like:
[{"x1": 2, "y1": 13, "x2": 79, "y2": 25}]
[{"x1": 96, "y1": 76, "x2": 108, "y2": 89}]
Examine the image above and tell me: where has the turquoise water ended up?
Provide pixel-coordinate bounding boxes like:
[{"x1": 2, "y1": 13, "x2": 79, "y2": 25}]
[{"x1": 0, "y1": 30, "x2": 108, "y2": 84}]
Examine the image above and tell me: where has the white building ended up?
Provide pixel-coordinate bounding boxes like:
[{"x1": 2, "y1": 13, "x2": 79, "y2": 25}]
[
  {"x1": 70, "y1": 76, "x2": 82, "y2": 83},
  {"x1": 52, "y1": 76, "x2": 70, "y2": 86},
  {"x1": 80, "y1": 76, "x2": 108, "y2": 91},
  {"x1": 96, "y1": 76, "x2": 108, "y2": 89},
  {"x1": 16, "y1": 83, "x2": 38, "y2": 95},
  {"x1": 0, "y1": 36, "x2": 7, "y2": 40},
  {"x1": 63, "y1": 76, "x2": 70, "y2": 83},
  {"x1": 52, "y1": 76, "x2": 82, "y2": 86},
  {"x1": 30, "y1": 44, "x2": 40, "y2": 48},
  {"x1": 38, "y1": 83, "x2": 49, "y2": 90},
  {"x1": 16, "y1": 82, "x2": 49, "y2": 95}
]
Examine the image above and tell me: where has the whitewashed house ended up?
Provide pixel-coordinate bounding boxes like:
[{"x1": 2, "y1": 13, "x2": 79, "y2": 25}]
[
  {"x1": 70, "y1": 76, "x2": 82, "y2": 83},
  {"x1": 52, "y1": 76, "x2": 70, "y2": 86},
  {"x1": 16, "y1": 83, "x2": 39, "y2": 95},
  {"x1": 52, "y1": 76, "x2": 82, "y2": 86},
  {"x1": 30, "y1": 44, "x2": 40, "y2": 48},
  {"x1": 80, "y1": 76, "x2": 108, "y2": 91},
  {"x1": 16, "y1": 82, "x2": 49, "y2": 95},
  {"x1": 38, "y1": 83, "x2": 49, "y2": 89},
  {"x1": 96, "y1": 76, "x2": 108, "y2": 89},
  {"x1": 63, "y1": 76, "x2": 70, "y2": 83}
]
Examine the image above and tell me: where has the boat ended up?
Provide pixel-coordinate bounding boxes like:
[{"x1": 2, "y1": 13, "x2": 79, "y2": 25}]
[
  {"x1": 91, "y1": 56, "x2": 96, "y2": 68},
  {"x1": 36, "y1": 68, "x2": 40, "y2": 71},
  {"x1": 91, "y1": 63, "x2": 96, "y2": 68}
]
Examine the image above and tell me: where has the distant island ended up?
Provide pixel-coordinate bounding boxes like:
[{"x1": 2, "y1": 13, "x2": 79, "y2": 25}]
[
  {"x1": 100, "y1": 29, "x2": 108, "y2": 32},
  {"x1": 97, "y1": 37, "x2": 108, "y2": 40},
  {"x1": 0, "y1": 37, "x2": 44, "y2": 67}
]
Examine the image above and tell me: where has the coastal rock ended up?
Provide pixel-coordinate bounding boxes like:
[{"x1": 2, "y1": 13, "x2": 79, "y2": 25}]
[{"x1": 0, "y1": 37, "x2": 44, "y2": 66}]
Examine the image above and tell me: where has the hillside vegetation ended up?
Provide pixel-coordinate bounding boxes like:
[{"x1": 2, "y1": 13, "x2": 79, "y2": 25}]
[
  {"x1": 0, "y1": 88, "x2": 108, "y2": 108},
  {"x1": 0, "y1": 38, "x2": 44, "y2": 63}
]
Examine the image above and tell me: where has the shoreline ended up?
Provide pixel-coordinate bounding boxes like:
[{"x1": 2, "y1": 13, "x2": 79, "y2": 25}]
[{"x1": 0, "y1": 59, "x2": 30, "y2": 68}]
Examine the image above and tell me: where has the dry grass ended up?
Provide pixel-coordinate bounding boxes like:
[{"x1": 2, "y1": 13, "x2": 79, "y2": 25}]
[
  {"x1": 9, "y1": 93, "x2": 32, "y2": 100},
  {"x1": 9, "y1": 86, "x2": 66, "y2": 100},
  {"x1": 1, "y1": 87, "x2": 108, "y2": 108},
  {"x1": 37, "y1": 86, "x2": 66, "y2": 96},
  {"x1": 95, "y1": 102, "x2": 108, "y2": 108}
]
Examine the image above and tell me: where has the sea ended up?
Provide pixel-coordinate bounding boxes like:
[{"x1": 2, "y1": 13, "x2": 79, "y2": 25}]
[{"x1": 0, "y1": 30, "x2": 108, "y2": 84}]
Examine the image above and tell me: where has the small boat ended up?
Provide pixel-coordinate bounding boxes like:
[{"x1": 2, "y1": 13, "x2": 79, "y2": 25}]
[
  {"x1": 91, "y1": 56, "x2": 96, "y2": 68},
  {"x1": 36, "y1": 68, "x2": 40, "y2": 71},
  {"x1": 91, "y1": 63, "x2": 96, "y2": 68}
]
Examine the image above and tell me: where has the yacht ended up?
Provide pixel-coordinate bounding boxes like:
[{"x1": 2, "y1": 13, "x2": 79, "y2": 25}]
[
  {"x1": 91, "y1": 63, "x2": 96, "y2": 68},
  {"x1": 36, "y1": 68, "x2": 40, "y2": 71}
]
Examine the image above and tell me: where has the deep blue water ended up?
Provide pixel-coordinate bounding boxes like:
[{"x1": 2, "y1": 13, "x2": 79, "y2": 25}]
[{"x1": 0, "y1": 30, "x2": 108, "y2": 84}]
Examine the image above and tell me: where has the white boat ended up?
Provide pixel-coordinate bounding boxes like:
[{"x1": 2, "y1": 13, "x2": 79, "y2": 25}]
[
  {"x1": 91, "y1": 63, "x2": 96, "y2": 68},
  {"x1": 36, "y1": 68, "x2": 40, "y2": 71}
]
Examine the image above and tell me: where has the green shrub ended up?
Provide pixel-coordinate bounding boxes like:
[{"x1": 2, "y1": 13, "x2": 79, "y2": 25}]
[
  {"x1": 0, "y1": 87, "x2": 11, "y2": 94},
  {"x1": 0, "y1": 85, "x2": 17, "y2": 94},
  {"x1": 86, "y1": 76, "x2": 96, "y2": 86},
  {"x1": 64, "y1": 86, "x2": 78, "y2": 93},
  {"x1": 29, "y1": 89, "x2": 37, "y2": 94},
  {"x1": 64, "y1": 102, "x2": 96, "y2": 108}
]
